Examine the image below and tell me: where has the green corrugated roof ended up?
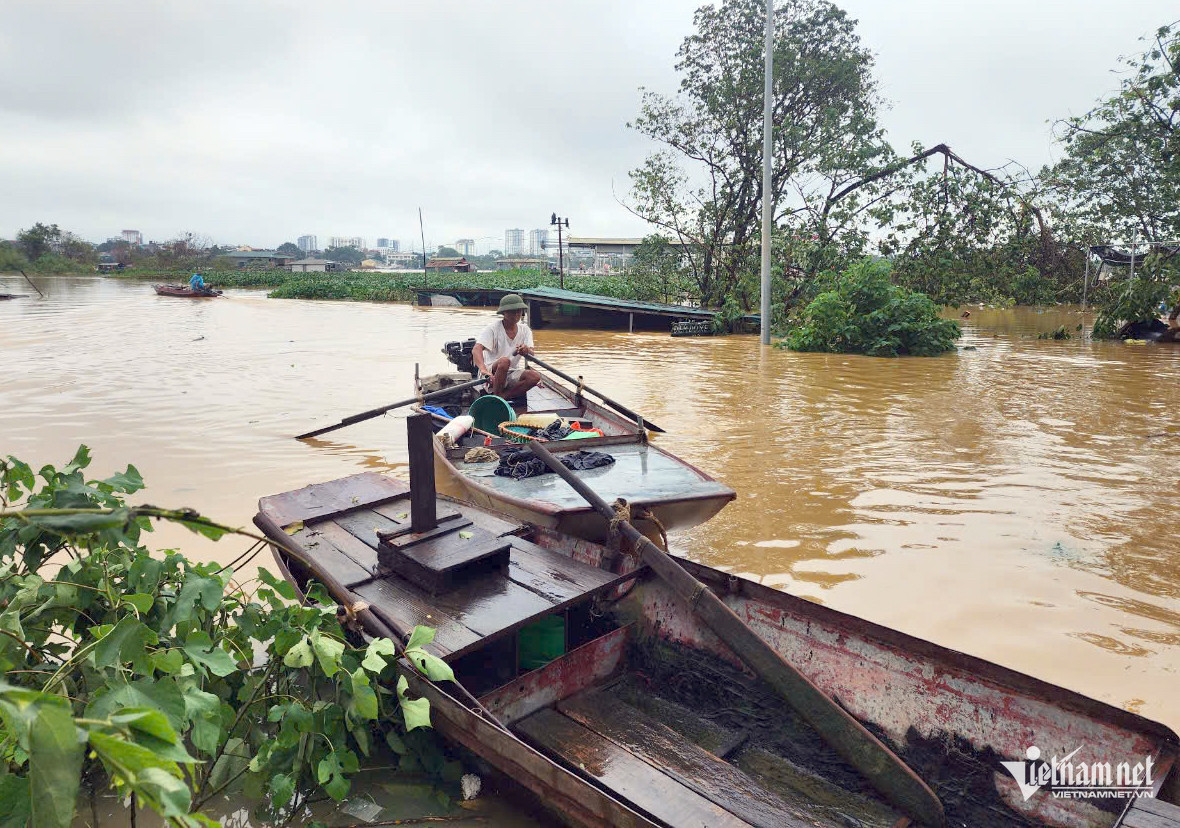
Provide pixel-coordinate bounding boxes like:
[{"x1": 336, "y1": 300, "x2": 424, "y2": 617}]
[{"x1": 518, "y1": 285, "x2": 715, "y2": 318}]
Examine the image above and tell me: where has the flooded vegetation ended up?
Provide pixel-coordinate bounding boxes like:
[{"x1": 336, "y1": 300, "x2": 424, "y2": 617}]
[{"x1": 4, "y1": 274, "x2": 1180, "y2": 745}]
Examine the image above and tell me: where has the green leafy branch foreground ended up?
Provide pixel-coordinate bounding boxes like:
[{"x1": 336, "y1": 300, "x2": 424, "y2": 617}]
[{"x1": 0, "y1": 447, "x2": 458, "y2": 828}]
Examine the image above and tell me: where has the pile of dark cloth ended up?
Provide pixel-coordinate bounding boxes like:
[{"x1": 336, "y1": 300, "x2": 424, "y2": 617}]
[
  {"x1": 536, "y1": 419, "x2": 573, "y2": 440},
  {"x1": 494, "y1": 447, "x2": 615, "y2": 480}
]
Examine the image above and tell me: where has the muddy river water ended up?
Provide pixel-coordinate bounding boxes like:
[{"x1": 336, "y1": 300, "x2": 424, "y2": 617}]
[{"x1": 4, "y1": 274, "x2": 1180, "y2": 817}]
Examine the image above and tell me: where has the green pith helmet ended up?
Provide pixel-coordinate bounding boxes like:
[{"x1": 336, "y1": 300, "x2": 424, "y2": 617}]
[{"x1": 497, "y1": 294, "x2": 528, "y2": 314}]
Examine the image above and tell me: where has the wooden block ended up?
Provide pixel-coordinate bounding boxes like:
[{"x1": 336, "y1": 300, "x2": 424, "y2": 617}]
[
  {"x1": 1123, "y1": 797, "x2": 1180, "y2": 828},
  {"x1": 378, "y1": 522, "x2": 511, "y2": 595}
]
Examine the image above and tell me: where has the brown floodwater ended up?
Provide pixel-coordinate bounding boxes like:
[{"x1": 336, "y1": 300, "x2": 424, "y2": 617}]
[{"x1": 4, "y1": 274, "x2": 1180, "y2": 807}]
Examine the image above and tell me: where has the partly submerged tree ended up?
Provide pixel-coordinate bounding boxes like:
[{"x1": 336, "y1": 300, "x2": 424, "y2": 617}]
[
  {"x1": 781, "y1": 257, "x2": 960, "y2": 356},
  {"x1": 1044, "y1": 21, "x2": 1180, "y2": 243},
  {"x1": 1041, "y1": 21, "x2": 1180, "y2": 334},
  {"x1": 626, "y1": 0, "x2": 890, "y2": 307}
]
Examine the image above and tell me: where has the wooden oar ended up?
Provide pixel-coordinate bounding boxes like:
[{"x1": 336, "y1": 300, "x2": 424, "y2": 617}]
[
  {"x1": 295, "y1": 377, "x2": 486, "y2": 440},
  {"x1": 526, "y1": 440, "x2": 946, "y2": 827},
  {"x1": 19, "y1": 270, "x2": 44, "y2": 298},
  {"x1": 526, "y1": 355, "x2": 665, "y2": 434}
]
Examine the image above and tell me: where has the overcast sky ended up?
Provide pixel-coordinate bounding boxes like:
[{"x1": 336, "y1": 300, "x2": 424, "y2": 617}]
[{"x1": 0, "y1": 0, "x2": 1174, "y2": 252}]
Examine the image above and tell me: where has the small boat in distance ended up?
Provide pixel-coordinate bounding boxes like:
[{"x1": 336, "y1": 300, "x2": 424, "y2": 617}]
[
  {"x1": 256, "y1": 472, "x2": 1180, "y2": 828},
  {"x1": 153, "y1": 284, "x2": 222, "y2": 298}
]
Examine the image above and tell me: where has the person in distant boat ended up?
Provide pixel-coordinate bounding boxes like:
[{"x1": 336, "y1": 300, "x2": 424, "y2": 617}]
[
  {"x1": 189, "y1": 272, "x2": 207, "y2": 292},
  {"x1": 473, "y1": 294, "x2": 540, "y2": 400}
]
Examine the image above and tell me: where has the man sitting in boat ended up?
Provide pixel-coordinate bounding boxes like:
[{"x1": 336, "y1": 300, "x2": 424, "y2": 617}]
[
  {"x1": 189, "y1": 272, "x2": 207, "y2": 293},
  {"x1": 473, "y1": 294, "x2": 540, "y2": 400}
]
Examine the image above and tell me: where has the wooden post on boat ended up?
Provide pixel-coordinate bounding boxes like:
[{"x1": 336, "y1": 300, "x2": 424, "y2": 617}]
[{"x1": 407, "y1": 412, "x2": 437, "y2": 533}]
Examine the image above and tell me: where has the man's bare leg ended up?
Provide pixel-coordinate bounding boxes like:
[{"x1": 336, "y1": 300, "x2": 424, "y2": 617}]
[{"x1": 501, "y1": 369, "x2": 540, "y2": 400}]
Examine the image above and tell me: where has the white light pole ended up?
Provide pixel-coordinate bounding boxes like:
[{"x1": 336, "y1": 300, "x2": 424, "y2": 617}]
[{"x1": 759, "y1": 0, "x2": 775, "y2": 345}]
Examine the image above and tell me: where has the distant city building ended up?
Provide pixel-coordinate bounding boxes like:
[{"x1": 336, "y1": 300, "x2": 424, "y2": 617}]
[
  {"x1": 528, "y1": 228, "x2": 550, "y2": 256},
  {"x1": 218, "y1": 249, "x2": 300, "y2": 269},
  {"x1": 376, "y1": 237, "x2": 400, "y2": 250},
  {"x1": 384, "y1": 251, "x2": 416, "y2": 268},
  {"x1": 297, "y1": 235, "x2": 317, "y2": 252},
  {"x1": 121, "y1": 230, "x2": 142, "y2": 245},
  {"x1": 504, "y1": 228, "x2": 525, "y2": 256},
  {"x1": 328, "y1": 236, "x2": 365, "y2": 250},
  {"x1": 454, "y1": 238, "x2": 475, "y2": 256}
]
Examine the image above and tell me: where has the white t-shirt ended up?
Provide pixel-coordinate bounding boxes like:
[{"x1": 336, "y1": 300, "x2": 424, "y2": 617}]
[{"x1": 476, "y1": 319, "x2": 534, "y2": 374}]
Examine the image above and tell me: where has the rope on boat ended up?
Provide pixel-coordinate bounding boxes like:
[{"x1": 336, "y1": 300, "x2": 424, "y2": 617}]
[
  {"x1": 636, "y1": 506, "x2": 668, "y2": 553},
  {"x1": 463, "y1": 446, "x2": 499, "y2": 463}
]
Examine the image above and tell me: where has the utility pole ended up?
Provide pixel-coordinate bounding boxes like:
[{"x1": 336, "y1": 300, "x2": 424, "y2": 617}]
[
  {"x1": 759, "y1": 0, "x2": 775, "y2": 345},
  {"x1": 551, "y1": 213, "x2": 569, "y2": 289},
  {"x1": 419, "y1": 207, "x2": 428, "y2": 286}
]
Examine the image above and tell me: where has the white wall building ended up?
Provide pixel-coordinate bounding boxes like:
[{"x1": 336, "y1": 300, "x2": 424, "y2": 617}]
[
  {"x1": 328, "y1": 236, "x2": 365, "y2": 250},
  {"x1": 296, "y1": 234, "x2": 317, "y2": 252},
  {"x1": 528, "y1": 228, "x2": 550, "y2": 256},
  {"x1": 504, "y1": 228, "x2": 525, "y2": 256}
]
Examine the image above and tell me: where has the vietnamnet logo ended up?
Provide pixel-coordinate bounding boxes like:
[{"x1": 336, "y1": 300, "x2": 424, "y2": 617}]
[{"x1": 1000, "y1": 746, "x2": 1155, "y2": 801}]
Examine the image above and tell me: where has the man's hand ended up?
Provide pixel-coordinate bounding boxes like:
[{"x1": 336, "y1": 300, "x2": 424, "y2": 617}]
[{"x1": 514, "y1": 345, "x2": 535, "y2": 356}]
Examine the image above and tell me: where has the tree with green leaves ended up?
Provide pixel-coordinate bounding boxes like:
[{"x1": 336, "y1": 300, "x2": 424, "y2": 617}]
[
  {"x1": 16, "y1": 222, "x2": 63, "y2": 261},
  {"x1": 1044, "y1": 22, "x2": 1180, "y2": 243},
  {"x1": 324, "y1": 245, "x2": 365, "y2": 266},
  {"x1": 276, "y1": 242, "x2": 303, "y2": 259},
  {"x1": 627, "y1": 0, "x2": 889, "y2": 307},
  {"x1": 0, "y1": 447, "x2": 460, "y2": 827},
  {"x1": 1042, "y1": 21, "x2": 1180, "y2": 334}
]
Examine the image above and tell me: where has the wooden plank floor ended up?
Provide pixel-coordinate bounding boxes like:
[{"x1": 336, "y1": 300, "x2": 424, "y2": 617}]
[
  {"x1": 1120, "y1": 797, "x2": 1180, "y2": 827},
  {"x1": 517, "y1": 707, "x2": 754, "y2": 828},
  {"x1": 261, "y1": 473, "x2": 638, "y2": 662}
]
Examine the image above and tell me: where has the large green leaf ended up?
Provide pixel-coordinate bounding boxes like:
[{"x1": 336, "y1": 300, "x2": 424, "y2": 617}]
[
  {"x1": 102, "y1": 464, "x2": 144, "y2": 494},
  {"x1": 0, "y1": 774, "x2": 31, "y2": 828},
  {"x1": 29, "y1": 508, "x2": 130, "y2": 535},
  {"x1": 311, "y1": 631, "x2": 345, "y2": 677},
  {"x1": 182, "y1": 632, "x2": 238, "y2": 677},
  {"x1": 91, "y1": 617, "x2": 158, "y2": 673},
  {"x1": 347, "y1": 668, "x2": 378, "y2": 720},
  {"x1": 405, "y1": 625, "x2": 435, "y2": 650},
  {"x1": 87, "y1": 678, "x2": 186, "y2": 731},
  {"x1": 405, "y1": 648, "x2": 455, "y2": 683},
  {"x1": 29, "y1": 700, "x2": 83, "y2": 828},
  {"x1": 361, "y1": 638, "x2": 397, "y2": 673},
  {"x1": 282, "y1": 636, "x2": 313, "y2": 668}
]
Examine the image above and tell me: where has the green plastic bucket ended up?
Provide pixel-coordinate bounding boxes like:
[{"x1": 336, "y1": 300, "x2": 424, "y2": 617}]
[
  {"x1": 468, "y1": 395, "x2": 514, "y2": 434},
  {"x1": 517, "y1": 615, "x2": 565, "y2": 671}
]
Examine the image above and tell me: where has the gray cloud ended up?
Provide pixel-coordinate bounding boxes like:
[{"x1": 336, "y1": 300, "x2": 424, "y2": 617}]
[{"x1": 0, "y1": 0, "x2": 1174, "y2": 248}]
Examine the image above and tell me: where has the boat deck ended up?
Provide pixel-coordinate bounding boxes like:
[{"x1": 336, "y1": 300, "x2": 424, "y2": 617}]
[
  {"x1": 255, "y1": 473, "x2": 637, "y2": 663},
  {"x1": 455, "y1": 442, "x2": 735, "y2": 510},
  {"x1": 512, "y1": 672, "x2": 903, "y2": 828},
  {"x1": 1120, "y1": 797, "x2": 1180, "y2": 827}
]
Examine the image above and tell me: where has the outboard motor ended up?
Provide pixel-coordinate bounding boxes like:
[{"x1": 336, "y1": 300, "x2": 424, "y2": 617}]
[{"x1": 443, "y1": 338, "x2": 478, "y2": 376}]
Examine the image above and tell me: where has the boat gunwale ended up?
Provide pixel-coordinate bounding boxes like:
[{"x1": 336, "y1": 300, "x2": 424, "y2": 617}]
[{"x1": 674, "y1": 557, "x2": 1180, "y2": 753}]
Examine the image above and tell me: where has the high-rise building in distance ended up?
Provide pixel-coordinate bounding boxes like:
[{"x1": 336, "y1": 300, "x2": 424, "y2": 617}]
[
  {"x1": 504, "y1": 228, "x2": 524, "y2": 256},
  {"x1": 328, "y1": 236, "x2": 365, "y2": 250},
  {"x1": 121, "y1": 230, "x2": 142, "y2": 245},
  {"x1": 297, "y1": 235, "x2": 317, "y2": 252},
  {"x1": 455, "y1": 239, "x2": 475, "y2": 256},
  {"x1": 376, "y1": 237, "x2": 396, "y2": 249},
  {"x1": 528, "y1": 228, "x2": 550, "y2": 256}
]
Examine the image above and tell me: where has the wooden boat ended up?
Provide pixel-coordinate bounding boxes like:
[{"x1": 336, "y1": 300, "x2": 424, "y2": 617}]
[
  {"x1": 256, "y1": 472, "x2": 1180, "y2": 828},
  {"x1": 413, "y1": 373, "x2": 735, "y2": 542},
  {"x1": 153, "y1": 283, "x2": 222, "y2": 297}
]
